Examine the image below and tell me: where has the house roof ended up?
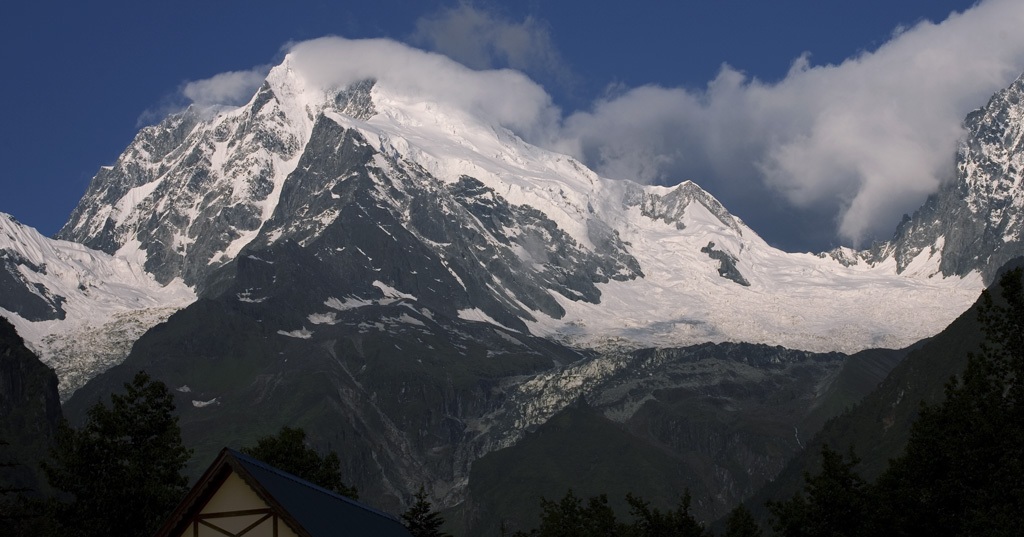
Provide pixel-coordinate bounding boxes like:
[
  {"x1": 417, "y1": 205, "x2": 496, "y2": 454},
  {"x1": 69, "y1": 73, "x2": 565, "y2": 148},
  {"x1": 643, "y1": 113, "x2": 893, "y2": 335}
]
[{"x1": 154, "y1": 448, "x2": 413, "y2": 537}]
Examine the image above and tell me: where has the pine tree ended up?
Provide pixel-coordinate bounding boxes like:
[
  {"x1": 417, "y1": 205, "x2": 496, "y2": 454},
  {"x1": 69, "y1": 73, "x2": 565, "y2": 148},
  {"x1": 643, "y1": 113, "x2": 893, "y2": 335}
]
[
  {"x1": 578, "y1": 493, "x2": 620, "y2": 537},
  {"x1": 626, "y1": 490, "x2": 706, "y2": 537},
  {"x1": 241, "y1": 426, "x2": 358, "y2": 499},
  {"x1": 767, "y1": 445, "x2": 873, "y2": 537},
  {"x1": 722, "y1": 504, "x2": 761, "y2": 537},
  {"x1": 874, "y1": 268, "x2": 1024, "y2": 536},
  {"x1": 536, "y1": 489, "x2": 587, "y2": 537},
  {"x1": 401, "y1": 485, "x2": 450, "y2": 537},
  {"x1": 533, "y1": 489, "x2": 622, "y2": 537},
  {"x1": 41, "y1": 371, "x2": 192, "y2": 537}
]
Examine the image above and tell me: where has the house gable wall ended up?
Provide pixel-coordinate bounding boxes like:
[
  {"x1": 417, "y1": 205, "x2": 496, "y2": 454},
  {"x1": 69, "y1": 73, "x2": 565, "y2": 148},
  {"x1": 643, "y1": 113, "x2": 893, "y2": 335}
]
[{"x1": 178, "y1": 472, "x2": 300, "y2": 537}]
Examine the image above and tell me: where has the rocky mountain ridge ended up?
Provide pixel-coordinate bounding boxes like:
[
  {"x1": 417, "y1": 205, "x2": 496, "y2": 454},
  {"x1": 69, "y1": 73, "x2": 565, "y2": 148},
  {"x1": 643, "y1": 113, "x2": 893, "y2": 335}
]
[
  {"x1": 0, "y1": 316, "x2": 62, "y2": 497},
  {"x1": 0, "y1": 213, "x2": 193, "y2": 397},
  {"x1": 30, "y1": 54, "x2": 984, "y2": 367},
  {"x1": 4, "y1": 47, "x2": 1024, "y2": 521},
  {"x1": 861, "y1": 72, "x2": 1024, "y2": 282}
]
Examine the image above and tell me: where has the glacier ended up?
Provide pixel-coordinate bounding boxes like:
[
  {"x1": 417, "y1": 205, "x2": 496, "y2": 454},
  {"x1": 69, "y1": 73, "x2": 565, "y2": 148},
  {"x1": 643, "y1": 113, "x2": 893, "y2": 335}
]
[
  {"x1": 0, "y1": 213, "x2": 194, "y2": 397},
  {"x1": 5, "y1": 45, "x2": 994, "y2": 396}
]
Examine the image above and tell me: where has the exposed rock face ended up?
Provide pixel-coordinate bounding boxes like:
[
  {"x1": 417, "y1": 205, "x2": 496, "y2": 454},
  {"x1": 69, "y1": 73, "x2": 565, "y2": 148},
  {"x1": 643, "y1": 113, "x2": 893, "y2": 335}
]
[
  {"x1": 0, "y1": 213, "x2": 194, "y2": 400},
  {"x1": 62, "y1": 255, "x2": 589, "y2": 512},
  {"x1": 64, "y1": 281, "x2": 894, "y2": 520},
  {"x1": 243, "y1": 117, "x2": 642, "y2": 331},
  {"x1": 58, "y1": 82, "x2": 306, "y2": 286},
  {"x1": 454, "y1": 342, "x2": 906, "y2": 535},
  {"x1": 870, "y1": 73, "x2": 1024, "y2": 283},
  {"x1": 43, "y1": 55, "x2": 1024, "y2": 522},
  {"x1": 0, "y1": 317, "x2": 62, "y2": 495},
  {"x1": 701, "y1": 241, "x2": 750, "y2": 286},
  {"x1": 48, "y1": 55, "x2": 981, "y2": 362},
  {"x1": 624, "y1": 180, "x2": 746, "y2": 235},
  {"x1": 0, "y1": 248, "x2": 66, "y2": 322}
]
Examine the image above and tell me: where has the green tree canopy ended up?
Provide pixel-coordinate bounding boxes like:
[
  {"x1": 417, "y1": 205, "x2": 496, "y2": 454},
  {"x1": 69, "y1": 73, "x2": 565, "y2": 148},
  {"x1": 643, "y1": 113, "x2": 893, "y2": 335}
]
[
  {"x1": 626, "y1": 491, "x2": 706, "y2": 537},
  {"x1": 241, "y1": 425, "x2": 358, "y2": 499},
  {"x1": 766, "y1": 269, "x2": 1024, "y2": 536},
  {"x1": 722, "y1": 504, "x2": 761, "y2": 537},
  {"x1": 401, "y1": 485, "x2": 450, "y2": 537},
  {"x1": 534, "y1": 489, "x2": 621, "y2": 537},
  {"x1": 874, "y1": 267, "x2": 1024, "y2": 536},
  {"x1": 767, "y1": 445, "x2": 873, "y2": 537},
  {"x1": 42, "y1": 371, "x2": 191, "y2": 537},
  {"x1": 514, "y1": 489, "x2": 707, "y2": 537}
]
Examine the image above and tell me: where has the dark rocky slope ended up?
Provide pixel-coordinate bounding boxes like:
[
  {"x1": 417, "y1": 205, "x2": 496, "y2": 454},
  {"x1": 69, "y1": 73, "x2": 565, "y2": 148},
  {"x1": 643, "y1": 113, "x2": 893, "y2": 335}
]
[{"x1": 0, "y1": 317, "x2": 62, "y2": 496}]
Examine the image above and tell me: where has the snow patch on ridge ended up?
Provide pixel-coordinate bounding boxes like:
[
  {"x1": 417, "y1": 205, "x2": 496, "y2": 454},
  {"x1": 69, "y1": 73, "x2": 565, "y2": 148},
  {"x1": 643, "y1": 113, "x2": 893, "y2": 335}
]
[
  {"x1": 372, "y1": 280, "x2": 417, "y2": 301},
  {"x1": 308, "y1": 312, "x2": 339, "y2": 325},
  {"x1": 278, "y1": 327, "x2": 313, "y2": 339},
  {"x1": 192, "y1": 398, "x2": 220, "y2": 408},
  {"x1": 325, "y1": 83, "x2": 605, "y2": 252},
  {"x1": 458, "y1": 308, "x2": 518, "y2": 332},
  {"x1": 325, "y1": 296, "x2": 374, "y2": 311}
]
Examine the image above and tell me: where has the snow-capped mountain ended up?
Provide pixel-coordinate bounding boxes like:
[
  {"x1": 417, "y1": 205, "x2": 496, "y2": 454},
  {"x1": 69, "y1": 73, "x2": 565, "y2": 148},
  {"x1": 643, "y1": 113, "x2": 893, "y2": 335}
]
[
  {"x1": 54, "y1": 53, "x2": 982, "y2": 359},
  {"x1": 24, "y1": 43, "x2": 1024, "y2": 520},
  {"x1": 0, "y1": 213, "x2": 193, "y2": 397},
  {"x1": 58, "y1": 79, "x2": 306, "y2": 287},
  {"x1": 868, "y1": 72, "x2": 1024, "y2": 282}
]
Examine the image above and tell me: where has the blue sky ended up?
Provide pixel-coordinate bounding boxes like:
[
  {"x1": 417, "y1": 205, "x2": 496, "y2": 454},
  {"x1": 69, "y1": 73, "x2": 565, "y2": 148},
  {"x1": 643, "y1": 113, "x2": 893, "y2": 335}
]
[{"x1": 2, "y1": 0, "x2": 1017, "y2": 252}]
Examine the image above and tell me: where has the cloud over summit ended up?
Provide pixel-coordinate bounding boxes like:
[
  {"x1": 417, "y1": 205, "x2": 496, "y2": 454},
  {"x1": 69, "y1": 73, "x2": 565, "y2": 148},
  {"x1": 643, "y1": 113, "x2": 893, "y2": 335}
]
[
  {"x1": 557, "y1": 0, "x2": 1024, "y2": 246},
  {"x1": 181, "y1": 69, "x2": 270, "y2": 109},
  {"x1": 282, "y1": 36, "x2": 559, "y2": 138},
  {"x1": 409, "y1": 3, "x2": 570, "y2": 85},
  {"x1": 175, "y1": 0, "x2": 1024, "y2": 250}
]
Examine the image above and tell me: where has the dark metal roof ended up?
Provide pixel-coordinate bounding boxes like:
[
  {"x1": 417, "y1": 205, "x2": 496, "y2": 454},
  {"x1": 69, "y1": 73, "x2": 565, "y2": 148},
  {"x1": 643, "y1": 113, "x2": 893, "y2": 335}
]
[
  {"x1": 153, "y1": 448, "x2": 413, "y2": 537},
  {"x1": 226, "y1": 449, "x2": 413, "y2": 537}
]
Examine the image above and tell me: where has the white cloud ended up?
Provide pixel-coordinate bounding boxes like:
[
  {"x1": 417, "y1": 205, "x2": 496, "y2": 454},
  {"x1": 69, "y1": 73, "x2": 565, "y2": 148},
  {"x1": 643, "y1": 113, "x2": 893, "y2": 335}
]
[
  {"x1": 555, "y1": 0, "x2": 1024, "y2": 246},
  {"x1": 283, "y1": 36, "x2": 559, "y2": 138},
  {"x1": 409, "y1": 3, "x2": 569, "y2": 83},
  {"x1": 182, "y1": 68, "x2": 270, "y2": 108},
  {"x1": 153, "y1": 0, "x2": 1024, "y2": 250}
]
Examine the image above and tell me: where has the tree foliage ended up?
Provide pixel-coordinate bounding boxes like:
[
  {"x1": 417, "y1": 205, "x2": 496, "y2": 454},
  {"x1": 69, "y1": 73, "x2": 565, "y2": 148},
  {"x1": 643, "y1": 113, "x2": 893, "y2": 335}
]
[
  {"x1": 767, "y1": 445, "x2": 873, "y2": 537},
  {"x1": 872, "y1": 267, "x2": 1024, "y2": 536},
  {"x1": 626, "y1": 491, "x2": 706, "y2": 537},
  {"x1": 722, "y1": 504, "x2": 761, "y2": 537},
  {"x1": 484, "y1": 271, "x2": 1024, "y2": 537},
  {"x1": 536, "y1": 490, "x2": 620, "y2": 537},
  {"x1": 41, "y1": 371, "x2": 191, "y2": 537},
  {"x1": 402, "y1": 485, "x2": 450, "y2": 537},
  {"x1": 514, "y1": 489, "x2": 707, "y2": 537},
  {"x1": 767, "y1": 268, "x2": 1024, "y2": 537},
  {"x1": 241, "y1": 425, "x2": 358, "y2": 499}
]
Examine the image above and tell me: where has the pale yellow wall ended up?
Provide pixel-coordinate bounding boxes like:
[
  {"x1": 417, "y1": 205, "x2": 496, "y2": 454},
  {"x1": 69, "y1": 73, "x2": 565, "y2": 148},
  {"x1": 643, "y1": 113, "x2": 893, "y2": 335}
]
[
  {"x1": 177, "y1": 471, "x2": 300, "y2": 537},
  {"x1": 204, "y1": 473, "x2": 267, "y2": 513}
]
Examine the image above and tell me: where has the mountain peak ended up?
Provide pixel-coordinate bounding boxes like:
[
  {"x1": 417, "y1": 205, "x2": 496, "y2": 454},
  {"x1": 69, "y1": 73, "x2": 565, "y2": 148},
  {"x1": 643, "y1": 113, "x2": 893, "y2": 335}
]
[
  {"x1": 870, "y1": 69, "x2": 1024, "y2": 282},
  {"x1": 624, "y1": 179, "x2": 745, "y2": 236},
  {"x1": 46, "y1": 42, "x2": 987, "y2": 361}
]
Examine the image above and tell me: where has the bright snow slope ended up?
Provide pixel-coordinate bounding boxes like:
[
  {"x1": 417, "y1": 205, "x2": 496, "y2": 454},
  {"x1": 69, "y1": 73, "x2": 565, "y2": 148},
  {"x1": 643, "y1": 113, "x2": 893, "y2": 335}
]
[
  {"x1": 0, "y1": 213, "x2": 194, "y2": 397},
  {"x1": 258, "y1": 54, "x2": 984, "y2": 354},
  {"x1": 41, "y1": 42, "x2": 986, "y2": 374}
]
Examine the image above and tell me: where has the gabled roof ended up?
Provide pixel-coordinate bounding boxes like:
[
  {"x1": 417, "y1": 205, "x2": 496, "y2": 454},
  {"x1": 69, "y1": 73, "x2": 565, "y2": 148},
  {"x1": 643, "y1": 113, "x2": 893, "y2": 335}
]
[{"x1": 154, "y1": 448, "x2": 413, "y2": 537}]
